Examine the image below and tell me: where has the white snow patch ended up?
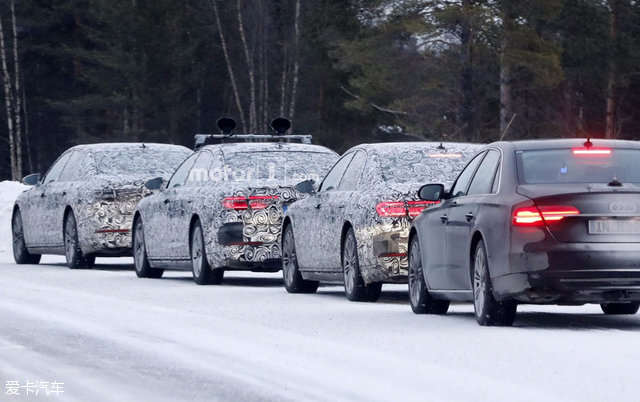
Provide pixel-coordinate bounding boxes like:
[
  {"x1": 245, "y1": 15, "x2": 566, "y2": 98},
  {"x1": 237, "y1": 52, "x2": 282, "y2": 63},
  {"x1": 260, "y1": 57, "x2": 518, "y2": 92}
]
[{"x1": 0, "y1": 180, "x2": 28, "y2": 254}]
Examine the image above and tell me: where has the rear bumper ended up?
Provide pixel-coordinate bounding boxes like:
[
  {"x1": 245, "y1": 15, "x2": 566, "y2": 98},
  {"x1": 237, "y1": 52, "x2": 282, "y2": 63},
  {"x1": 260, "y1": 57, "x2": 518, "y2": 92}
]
[
  {"x1": 360, "y1": 227, "x2": 409, "y2": 284},
  {"x1": 217, "y1": 222, "x2": 282, "y2": 270},
  {"x1": 493, "y1": 243, "x2": 640, "y2": 303}
]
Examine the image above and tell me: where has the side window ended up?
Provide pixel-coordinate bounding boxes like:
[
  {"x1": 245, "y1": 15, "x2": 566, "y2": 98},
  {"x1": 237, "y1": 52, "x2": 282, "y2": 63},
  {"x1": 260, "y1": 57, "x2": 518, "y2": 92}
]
[
  {"x1": 58, "y1": 150, "x2": 85, "y2": 182},
  {"x1": 449, "y1": 152, "x2": 484, "y2": 198},
  {"x1": 359, "y1": 153, "x2": 383, "y2": 187},
  {"x1": 491, "y1": 162, "x2": 501, "y2": 193},
  {"x1": 468, "y1": 150, "x2": 501, "y2": 195},
  {"x1": 319, "y1": 153, "x2": 354, "y2": 192},
  {"x1": 186, "y1": 151, "x2": 214, "y2": 187},
  {"x1": 338, "y1": 151, "x2": 367, "y2": 190},
  {"x1": 43, "y1": 152, "x2": 72, "y2": 184},
  {"x1": 167, "y1": 153, "x2": 199, "y2": 188}
]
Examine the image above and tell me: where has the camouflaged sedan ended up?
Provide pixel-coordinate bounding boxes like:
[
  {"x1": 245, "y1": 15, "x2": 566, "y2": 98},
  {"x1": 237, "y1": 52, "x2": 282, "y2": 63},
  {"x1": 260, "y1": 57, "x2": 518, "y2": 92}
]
[
  {"x1": 132, "y1": 141, "x2": 338, "y2": 284},
  {"x1": 281, "y1": 142, "x2": 483, "y2": 302},
  {"x1": 12, "y1": 143, "x2": 192, "y2": 268}
]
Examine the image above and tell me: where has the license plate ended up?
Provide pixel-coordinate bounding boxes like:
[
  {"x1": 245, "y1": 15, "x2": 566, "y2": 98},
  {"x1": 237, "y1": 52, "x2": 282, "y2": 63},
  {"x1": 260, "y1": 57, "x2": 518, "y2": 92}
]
[{"x1": 588, "y1": 219, "x2": 640, "y2": 234}]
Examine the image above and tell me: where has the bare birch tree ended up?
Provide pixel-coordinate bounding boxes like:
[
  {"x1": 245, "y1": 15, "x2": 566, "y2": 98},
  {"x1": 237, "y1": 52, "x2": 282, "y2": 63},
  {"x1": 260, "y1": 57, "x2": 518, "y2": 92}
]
[
  {"x1": 236, "y1": 0, "x2": 257, "y2": 132},
  {"x1": 287, "y1": 0, "x2": 301, "y2": 123},
  {"x1": 211, "y1": 0, "x2": 247, "y2": 131},
  {"x1": 0, "y1": 8, "x2": 16, "y2": 180}
]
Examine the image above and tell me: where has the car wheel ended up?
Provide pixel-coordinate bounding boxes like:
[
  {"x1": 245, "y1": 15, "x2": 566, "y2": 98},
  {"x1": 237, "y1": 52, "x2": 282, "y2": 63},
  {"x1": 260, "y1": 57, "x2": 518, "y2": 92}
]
[
  {"x1": 342, "y1": 227, "x2": 382, "y2": 302},
  {"x1": 133, "y1": 219, "x2": 163, "y2": 279},
  {"x1": 473, "y1": 239, "x2": 517, "y2": 326},
  {"x1": 282, "y1": 224, "x2": 318, "y2": 293},
  {"x1": 408, "y1": 236, "x2": 449, "y2": 314},
  {"x1": 191, "y1": 220, "x2": 223, "y2": 285},
  {"x1": 601, "y1": 302, "x2": 639, "y2": 315},
  {"x1": 12, "y1": 209, "x2": 41, "y2": 265},
  {"x1": 64, "y1": 211, "x2": 91, "y2": 269}
]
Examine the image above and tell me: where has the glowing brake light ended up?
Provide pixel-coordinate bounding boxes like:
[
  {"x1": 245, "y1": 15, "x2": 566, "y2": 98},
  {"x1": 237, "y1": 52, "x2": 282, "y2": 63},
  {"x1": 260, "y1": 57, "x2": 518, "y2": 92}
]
[
  {"x1": 223, "y1": 195, "x2": 279, "y2": 210},
  {"x1": 513, "y1": 205, "x2": 580, "y2": 226},
  {"x1": 376, "y1": 201, "x2": 438, "y2": 218},
  {"x1": 572, "y1": 147, "x2": 612, "y2": 156}
]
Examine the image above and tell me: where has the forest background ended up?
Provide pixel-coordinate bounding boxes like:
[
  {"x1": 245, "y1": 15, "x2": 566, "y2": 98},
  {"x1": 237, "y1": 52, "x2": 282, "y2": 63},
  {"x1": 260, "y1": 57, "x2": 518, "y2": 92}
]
[{"x1": 1, "y1": 0, "x2": 639, "y2": 180}]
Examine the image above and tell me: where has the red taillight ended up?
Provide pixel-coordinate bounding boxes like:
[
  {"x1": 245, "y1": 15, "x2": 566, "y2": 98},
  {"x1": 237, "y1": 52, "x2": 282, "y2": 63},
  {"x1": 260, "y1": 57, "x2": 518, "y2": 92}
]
[
  {"x1": 376, "y1": 202, "x2": 406, "y2": 217},
  {"x1": 376, "y1": 201, "x2": 438, "y2": 218},
  {"x1": 572, "y1": 147, "x2": 612, "y2": 156},
  {"x1": 223, "y1": 195, "x2": 279, "y2": 210},
  {"x1": 407, "y1": 201, "x2": 438, "y2": 217},
  {"x1": 513, "y1": 205, "x2": 580, "y2": 226}
]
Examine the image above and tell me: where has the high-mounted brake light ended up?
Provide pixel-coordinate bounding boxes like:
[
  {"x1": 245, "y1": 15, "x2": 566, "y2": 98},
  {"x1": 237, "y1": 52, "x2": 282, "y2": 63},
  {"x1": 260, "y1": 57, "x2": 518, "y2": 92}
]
[
  {"x1": 376, "y1": 201, "x2": 438, "y2": 218},
  {"x1": 429, "y1": 153, "x2": 463, "y2": 158},
  {"x1": 513, "y1": 205, "x2": 580, "y2": 226},
  {"x1": 223, "y1": 195, "x2": 279, "y2": 210},
  {"x1": 572, "y1": 147, "x2": 612, "y2": 156}
]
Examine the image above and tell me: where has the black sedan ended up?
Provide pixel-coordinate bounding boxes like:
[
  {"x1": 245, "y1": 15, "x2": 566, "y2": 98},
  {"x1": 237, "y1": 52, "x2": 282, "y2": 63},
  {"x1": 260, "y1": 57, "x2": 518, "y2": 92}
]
[{"x1": 409, "y1": 139, "x2": 640, "y2": 326}]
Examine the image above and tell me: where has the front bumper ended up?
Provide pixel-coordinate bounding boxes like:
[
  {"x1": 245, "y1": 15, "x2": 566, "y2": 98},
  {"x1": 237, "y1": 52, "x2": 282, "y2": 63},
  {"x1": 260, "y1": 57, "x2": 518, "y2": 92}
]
[{"x1": 493, "y1": 243, "x2": 640, "y2": 303}]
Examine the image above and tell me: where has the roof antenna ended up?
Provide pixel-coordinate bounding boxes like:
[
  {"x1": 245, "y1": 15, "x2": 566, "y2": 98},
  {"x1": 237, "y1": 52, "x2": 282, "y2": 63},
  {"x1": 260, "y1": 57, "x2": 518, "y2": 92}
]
[
  {"x1": 437, "y1": 142, "x2": 446, "y2": 150},
  {"x1": 216, "y1": 117, "x2": 237, "y2": 135},
  {"x1": 584, "y1": 137, "x2": 593, "y2": 148},
  {"x1": 141, "y1": 143, "x2": 146, "y2": 148}
]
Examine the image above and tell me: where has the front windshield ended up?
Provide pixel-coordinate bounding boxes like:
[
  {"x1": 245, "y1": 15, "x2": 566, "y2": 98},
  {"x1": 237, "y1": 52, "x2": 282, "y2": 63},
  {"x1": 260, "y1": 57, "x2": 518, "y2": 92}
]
[
  {"x1": 222, "y1": 151, "x2": 338, "y2": 183},
  {"x1": 92, "y1": 147, "x2": 190, "y2": 177}
]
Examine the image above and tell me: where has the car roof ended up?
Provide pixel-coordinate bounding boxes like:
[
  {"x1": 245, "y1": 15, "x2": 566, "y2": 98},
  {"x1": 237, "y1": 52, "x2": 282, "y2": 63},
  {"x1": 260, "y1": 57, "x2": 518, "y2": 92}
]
[
  {"x1": 489, "y1": 138, "x2": 640, "y2": 152},
  {"x1": 69, "y1": 143, "x2": 191, "y2": 154},
  {"x1": 351, "y1": 141, "x2": 485, "y2": 154},
  {"x1": 200, "y1": 142, "x2": 337, "y2": 155}
]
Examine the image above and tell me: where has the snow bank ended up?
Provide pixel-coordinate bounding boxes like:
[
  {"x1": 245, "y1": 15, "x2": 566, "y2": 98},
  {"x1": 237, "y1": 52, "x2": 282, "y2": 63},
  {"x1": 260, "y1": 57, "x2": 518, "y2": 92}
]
[{"x1": 0, "y1": 181, "x2": 28, "y2": 255}]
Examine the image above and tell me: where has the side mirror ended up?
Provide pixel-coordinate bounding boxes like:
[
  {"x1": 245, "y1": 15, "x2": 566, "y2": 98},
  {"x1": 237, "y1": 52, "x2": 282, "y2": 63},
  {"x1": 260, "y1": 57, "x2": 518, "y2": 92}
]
[
  {"x1": 418, "y1": 184, "x2": 445, "y2": 202},
  {"x1": 295, "y1": 179, "x2": 316, "y2": 194},
  {"x1": 144, "y1": 177, "x2": 164, "y2": 191},
  {"x1": 22, "y1": 173, "x2": 40, "y2": 186}
]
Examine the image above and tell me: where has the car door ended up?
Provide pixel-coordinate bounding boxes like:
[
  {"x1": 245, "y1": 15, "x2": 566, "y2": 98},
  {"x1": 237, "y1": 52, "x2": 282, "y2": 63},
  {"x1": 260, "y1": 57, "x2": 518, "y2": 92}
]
[
  {"x1": 295, "y1": 152, "x2": 354, "y2": 270},
  {"x1": 27, "y1": 151, "x2": 73, "y2": 247},
  {"x1": 423, "y1": 152, "x2": 484, "y2": 290},
  {"x1": 322, "y1": 150, "x2": 368, "y2": 269},
  {"x1": 446, "y1": 149, "x2": 501, "y2": 289},
  {"x1": 53, "y1": 150, "x2": 86, "y2": 247},
  {"x1": 146, "y1": 152, "x2": 199, "y2": 260}
]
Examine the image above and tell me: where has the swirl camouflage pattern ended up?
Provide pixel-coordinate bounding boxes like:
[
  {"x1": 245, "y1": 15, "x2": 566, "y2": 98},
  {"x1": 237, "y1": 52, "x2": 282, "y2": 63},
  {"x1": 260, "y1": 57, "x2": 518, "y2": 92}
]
[
  {"x1": 12, "y1": 143, "x2": 192, "y2": 268},
  {"x1": 133, "y1": 142, "x2": 339, "y2": 284},
  {"x1": 282, "y1": 142, "x2": 484, "y2": 301}
]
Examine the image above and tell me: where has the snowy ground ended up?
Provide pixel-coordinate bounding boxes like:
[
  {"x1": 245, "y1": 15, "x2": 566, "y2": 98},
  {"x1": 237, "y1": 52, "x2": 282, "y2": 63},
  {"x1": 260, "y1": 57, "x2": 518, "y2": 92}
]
[{"x1": 1, "y1": 181, "x2": 640, "y2": 401}]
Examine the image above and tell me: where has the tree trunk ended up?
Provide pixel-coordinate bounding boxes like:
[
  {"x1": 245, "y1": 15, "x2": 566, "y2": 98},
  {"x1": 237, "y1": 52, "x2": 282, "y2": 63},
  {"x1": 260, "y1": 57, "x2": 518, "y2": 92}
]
[
  {"x1": 11, "y1": 0, "x2": 22, "y2": 178},
  {"x1": 211, "y1": 0, "x2": 246, "y2": 131},
  {"x1": 0, "y1": 11, "x2": 16, "y2": 181},
  {"x1": 605, "y1": 0, "x2": 620, "y2": 139},
  {"x1": 459, "y1": 0, "x2": 474, "y2": 141},
  {"x1": 288, "y1": 0, "x2": 302, "y2": 124},
  {"x1": 236, "y1": 0, "x2": 257, "y2": 132}
]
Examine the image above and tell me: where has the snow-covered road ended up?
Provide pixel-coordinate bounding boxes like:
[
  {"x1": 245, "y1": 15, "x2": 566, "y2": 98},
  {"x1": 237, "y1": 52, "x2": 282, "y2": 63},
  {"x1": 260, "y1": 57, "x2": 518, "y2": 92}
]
[{"x1": 1, "y1": 254, "x2": 639, "y2": 401}]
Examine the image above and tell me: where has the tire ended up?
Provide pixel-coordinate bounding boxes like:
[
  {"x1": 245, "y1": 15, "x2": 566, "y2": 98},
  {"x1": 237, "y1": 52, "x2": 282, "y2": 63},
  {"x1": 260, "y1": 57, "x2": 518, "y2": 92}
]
[
  {"x1": 473, "y1": 239, "x2": 517, "y2": 326},
  {"x1": 601, "y1": 302, "x2": 639, "y2": 315},
  {"x1": 191, "y1": 220, "x2": 223, "y2": 285},
  {"x1": 282, "y1": 224, "x2": 318, "y2": 293},
  {"x1": 133, "y1": 219, "x2": 163, "y2": 279},
  {"x1": 64, "y1": 211, "x2": 92, "y2": 269},
  {"x1": 342, "y1": 227, "x2": 382, "y2": 302},
  {"x1": 408, "y1": 236, "x2": 449, "y2": 314},
  {"x1": 12, "y1": 209, "x2": 41, "y2": 265}
]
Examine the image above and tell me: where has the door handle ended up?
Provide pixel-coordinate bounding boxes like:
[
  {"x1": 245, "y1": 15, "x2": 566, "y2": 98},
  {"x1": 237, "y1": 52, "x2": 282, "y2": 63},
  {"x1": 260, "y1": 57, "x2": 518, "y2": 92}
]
[
  {"x1": 164, "y1": 199, "x2": 170, "y2": 204},
  {"x1": 337, "y1": 205, "x2": 345, "y2": 209},
  {"x1": 40, "y1": 193, "x2": 45, "y2": 198},
  {"x1": 62, "y1": 192, "x2": 67, "y2": 196},
  {"x1": 315, "y1": 204, "x2": 321, "y2": 209},
  {"x1": 465, "y1": 212, "x2": 474, "y2": 222},
  {"x1": 440, "y1": 214, "x2": 448, "y2": 223}
]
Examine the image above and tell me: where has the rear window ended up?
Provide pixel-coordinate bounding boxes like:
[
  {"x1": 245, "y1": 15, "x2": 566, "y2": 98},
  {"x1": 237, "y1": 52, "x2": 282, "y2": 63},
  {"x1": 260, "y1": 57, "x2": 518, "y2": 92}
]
[
  {"x1": 379, "y1": 147, "x2": 479, "y2": 184},
  {"x1": 224, "y1": 151, "x2": 338, "y2": 183},
  {"x1": 516, "y1": 148, "x2": 640, "y2": 184}
]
